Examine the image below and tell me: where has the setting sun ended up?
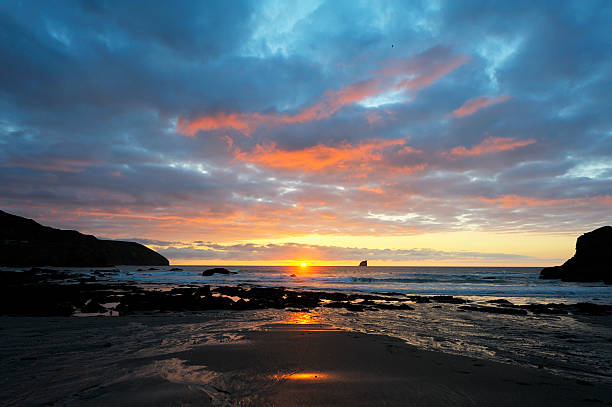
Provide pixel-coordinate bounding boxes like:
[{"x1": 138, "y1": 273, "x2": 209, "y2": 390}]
[{"x1": 300, "y1": 262, "x2": 307, "y2": 267}]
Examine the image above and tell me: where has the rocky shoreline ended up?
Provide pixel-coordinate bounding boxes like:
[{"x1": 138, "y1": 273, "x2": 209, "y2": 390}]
[{"x1": 2, "y1": 268, "x2": 611, "y2": 318}]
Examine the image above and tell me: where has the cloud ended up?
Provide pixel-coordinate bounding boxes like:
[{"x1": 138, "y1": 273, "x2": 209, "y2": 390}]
[
  {"x1": 452, "y1": 95, "x2": 510, "y2": 117},
  {"x1": 176, "y1": 46, "x2": 468, "y2": 136},
  {"x1": 158, "y1": 241, "x2": 542, "y2": 263},
  {"x1": 0, "y1": 0, "x2": 611, "y2": 259},
  {"x1": 447, "y1": 136, "x2": 536, "y2": 157},
  {"x1": 232, "y1": 138, "x2": 420, "y2": 174},
  {"x1": 383, "y1": 52, "x2": 470, "y2": 93},
  {"x1": 3, "y1": 157, "x2": 93, "y2": 173},
  {"x1": 476, "y1": 194, "x2": 612, "y2": 209},
  {"x1": 175, "y1": 78, "x2": 383, "y2": 136}
]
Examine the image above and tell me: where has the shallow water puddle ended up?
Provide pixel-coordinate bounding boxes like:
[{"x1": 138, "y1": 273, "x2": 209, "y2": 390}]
[
  {"x1": 287, "y1": 372, "x2": 330, "y2": 380},
  {"x1": 272, "y1": 371, "x2": 335, "y2": 381}
]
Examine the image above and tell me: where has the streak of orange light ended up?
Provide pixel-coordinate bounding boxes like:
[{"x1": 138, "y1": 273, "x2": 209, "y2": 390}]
[
  {"x1": 288, "y1": 372, "x2": 328, "y2": 380},
  {"x1": 286, "y1": 312, "x2": 317, "y2": 325}
]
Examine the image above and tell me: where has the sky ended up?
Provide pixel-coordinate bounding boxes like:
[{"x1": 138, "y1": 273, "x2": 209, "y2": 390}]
[{"x1": 1, "y1": 0, "x2": 611, "y2": 266}]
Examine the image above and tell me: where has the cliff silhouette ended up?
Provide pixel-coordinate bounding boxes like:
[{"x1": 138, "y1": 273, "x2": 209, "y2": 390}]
[
  {"x1": 540, "y1": 226, "x2": 611, "y2": 284},
  {"x1": 0, "y1": 210, "x2": 169, "y2": 267}
]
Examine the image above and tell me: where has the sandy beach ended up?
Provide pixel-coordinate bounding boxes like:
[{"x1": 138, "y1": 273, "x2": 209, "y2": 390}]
[{"x1": 2, "y1": 314, "x2": 611, "y2": 407}]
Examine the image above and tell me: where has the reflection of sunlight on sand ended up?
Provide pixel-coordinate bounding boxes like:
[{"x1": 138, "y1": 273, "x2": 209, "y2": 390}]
[
  {"x1": 272, "y1": 371, "x2": 334, "y2": 381},
  {"x1": 287, "y1": 372, "x2": 329, "y2": 380},
  {"x1": 285, "y1": 311, "x2": 318, "y2": 324}
]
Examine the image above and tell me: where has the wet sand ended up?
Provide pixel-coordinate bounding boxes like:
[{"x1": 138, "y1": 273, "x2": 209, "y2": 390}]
[{"x1": 1, "y1": 315, "x2": 611, "y2": 406}]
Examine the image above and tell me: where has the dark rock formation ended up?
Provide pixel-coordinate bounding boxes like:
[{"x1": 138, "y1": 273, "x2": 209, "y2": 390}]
[
  {"x1": 0, "y1": 210, "x2": 169, "y2": 267},
  {"x1": 487, "y1": 299, "x2": 514, "y2": 305},
  {"x1": 539, "y1": 265, "x2": 564, "y2": 280},
  {"x1": 359, "y1": 260, "x2": 367, "y2": 267},
  {"x1": 430, "y1": 295, "x2": 468, "y2": 304},
  {"x1": 202, "y1": 267, "x2": 232, "y2": 276},
  {"x1": 81, "y1": 300, "x2": 107, "y2": 314},
  {"x1": 460, "y1": 305, "x2": 528, "y2": 316},
  {"x1": 539, "y1": 226, "x2": 612, "y2": 284}
]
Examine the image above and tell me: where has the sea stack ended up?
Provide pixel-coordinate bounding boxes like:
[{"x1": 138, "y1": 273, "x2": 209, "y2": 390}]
[
  {"x1": 359, "y1": 260, "x2": 367, "y2": 267},
  {"x1": 539, "y1": 226, "x2": 612, "y2": 284},
  {"x1": 0, "y1": 210, "x2": 169, "y2": 267}
]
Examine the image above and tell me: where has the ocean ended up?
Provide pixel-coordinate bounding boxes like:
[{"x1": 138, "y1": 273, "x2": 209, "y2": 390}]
[
  {"x1": 107, "y1": 265, "x2": 612, "y2": 305},
  {"x1": 10, "y1": 265, "x2": 612, "y2": 383}
]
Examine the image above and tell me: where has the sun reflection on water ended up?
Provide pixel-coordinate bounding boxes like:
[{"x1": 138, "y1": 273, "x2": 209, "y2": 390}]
[
  {"x1": 272, "y1": 371, "x2": 332, "y2": 381},
  {"x1": 286, "y1": 311, "x2": 318, "y2": 325},
  {"x1": 287, "y1": 372, "x2": 328, "y2": 380}
]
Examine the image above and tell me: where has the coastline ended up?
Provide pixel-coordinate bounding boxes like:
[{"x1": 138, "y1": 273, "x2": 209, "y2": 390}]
[
  {"x1": 2, "y1": 267, "x2": 612, "y2": 405},
  {"x1": 1, "y1": 315, "x2": 611, "y2": 406}
]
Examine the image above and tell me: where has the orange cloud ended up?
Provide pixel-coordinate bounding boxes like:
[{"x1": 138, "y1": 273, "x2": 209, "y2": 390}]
[
  {"x1": 177, "y1": 49, "x2": 468, "y2": 137},
  {"x1": 477, "y1": 194, "x2": 612, "y2": 209},
  {"x1": 234, "y1": 139, "x2": 406, "y2": 172},
  {"x1": 177, "y1": 112, "x2": 254, "y2": 137},
  {"x1": 176, "y1": 79, "x2": 383, "y2": 137},
  {"x1": 448, "y1": 136, "x2": 535, "y2": 157},
  {"x1": 359, "y1": 186, "x2": 383, "y2": 194},
  {"x1": 278, "y1": 78, "x2": 382, "y2": 125},
  {"x1": 452, "y1": 95, "x2": 510, "y2": 117}
]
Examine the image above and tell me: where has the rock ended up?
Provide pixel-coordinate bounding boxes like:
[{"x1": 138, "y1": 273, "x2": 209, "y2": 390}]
[
  {"x1": 486, "y1": 299, "x2": 514, "y2": 305},
  {"x1": 359, "y1": 260, "x2": 367, "y2": 267},
  {"x1": 202, "y1": 267, "x2": 232, "y2": 276},
  {"x1": 289, "y1": 273, "x2": 297, "y2": 277},
  {"x1": 571, "y1": 302, "x2": 612, "y2": 315},
  {"x1": 407, "y1": 296, "x2": 431, "y2": 303},
  {"x1": 372, "y1": 303, "x2": 415, "y2": 311},
  {"x1": 430, "y1": 295, "x2": 468, "y2": 304},
  {"x1": 539, "y1": 265, "x2": 564, "y2": 279},
  {"x1": 323, "y1": 301, "x2": 365, "y2": 312},
  {"x1": 539, "y1": 226, "x2": 612, "y2": 284},
  {"x1": 0, "y1": 210, "x2": 169, "y2": 267},
  {"x1": 81, "y1": 300, "x2": 106, "y2": 313},
  {"x1": 460, "y1": 305, "x2": 528, "y2": 316},
  {"x1": 321, "y1": 292, "x2": 350, "y2": 301},
  {"x1": 520, "y1": 304, "x2": 567, "y2": 315}
]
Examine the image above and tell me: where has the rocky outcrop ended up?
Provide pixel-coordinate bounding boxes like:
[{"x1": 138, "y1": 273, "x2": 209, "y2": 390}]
[
  {"x1": 202, "y1": 267, "x2": 232, "y2": 276},
  {"x1": 359, "y1": 260, "x2": 367, "y2": 267},
  {"x1": 539, "y1": 226, "x2": 612, "y2": 284},
  {"x1": 0, "y1": 210, "x2": 169, "y2": 267}
]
